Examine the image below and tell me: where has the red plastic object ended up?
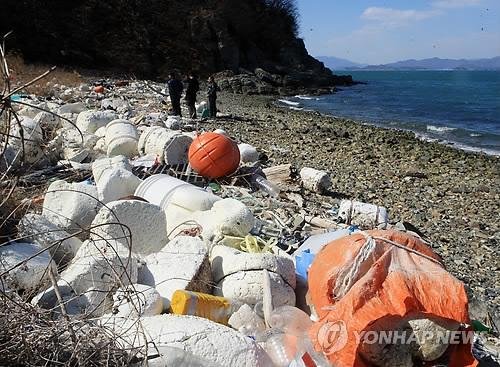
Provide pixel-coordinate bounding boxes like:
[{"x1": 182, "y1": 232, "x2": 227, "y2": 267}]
[
  {"x1": 188, "y1": 132, "x2": 240, "y2": 179},
  {"x1": 94, "y1": 85, "x2": 105, "y2": 94}
]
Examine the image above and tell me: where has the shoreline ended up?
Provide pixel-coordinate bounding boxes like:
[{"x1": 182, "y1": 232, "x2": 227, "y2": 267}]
[
  {"x1": 275, "y1": 95, "x2": 500, "y2": 158},
  {"x1": 206, "y1": 91, "x2": 500, "y2": 318}
]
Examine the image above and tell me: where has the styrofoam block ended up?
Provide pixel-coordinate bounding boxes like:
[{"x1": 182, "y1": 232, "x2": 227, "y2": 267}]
[
  {"x1": 18, "y1": 213, "x2": 82, "y2": 265},
  {"x1": 42, "y1": 180, "x2": 100, "y2": 237},
  {"x1": 33, "y1": 239, "x2": 136, "y2": 316},
  {"x1": 57, "y1": 102, "x2": 86, "y2": 115},
  {"x1": 112, "y1": 284, "x2": 163, "y2": 317},
  {"x1": 99, "y1": 314, "x2": 273, "y2": 366},
  {"x1": 96, "y1": 166, "x2": 142, "y2": 204},
  {"x1": 90, "y1": 200, "x2": 168, "y2": 255},
  {"x1": 92, "y1": 155, "x2": 132, "y2": 182},
  {"x1": 138, "y1": 236, "x2": 211, "y2": 310},
  {"x1": 8, "y1": 116, "x2": 44, "y2": 165},
  {"x1": 210, "y1": 245, "x2": 296, "y2": 287},
  {"x1": 238, "y1": 143, "x2": 260, "y2": 163},
  {"x1": 214, "y1": 271, "x2": 296, "y2": 308},
  {"x1": 0, "y1": 242, "x2": 55, "y2": 292},
  {"x1": 76, "y1": 110, "x2": 118, "y2": 134}
]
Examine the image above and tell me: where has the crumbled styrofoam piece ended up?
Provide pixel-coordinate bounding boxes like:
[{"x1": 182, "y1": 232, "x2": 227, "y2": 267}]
[
  {"x1": 300, "y1": 167, "x2": 331, "y2": 193},
  {"x1": 90, "y1": 200, "x2": 168, "y2": 255},
  {"x1": 18, "y1": 213, "x2": 82, "y2": 265},
  {"x1": 76, "y1": 110, "x2": 118, "y2": 134},
  {"x1": 0, "y1": 242, "x2": 55, "y2": 292},
  {"x1": 99, "y1": 314, "x2": 273, "y2": 366},
  {"x1": 165, "y1": 116, "x2": 181, "y2": 130},
  {"x1": 112, "y1": 284, "x2": 163, "y2": 317},
  {"x1": 210, "y1": 245, "x2": 296, "y2": 287},
  {"x1": 33, "y1": 111, "x2": 60, "y2": 129},
  {"x1": 42, "y1": 180, "x2": 100, "y2": 237},
  {"x1": 214, "y1": 270, "x2": 296, "y2": 308},
  {"x1": 238, "y1": 143, "x2": 260, "y2": 163},
  {"x1": 138, "y1": 236, "x2": 211, "y2": 310},
  {"x1": 228, "y1": 303, "x2": 266, "y2": 336},
  {"x1": 60, "y1": 89, "x2": 74, "y2": 101},
  {"x1": 192, "y1": 198, "x2": 255, "y2": 243},
  {"x1": 101, "y1": 98, "x2": 131, "y2": 114},
  {"x1": 58, "y1": 102, "x2": 86, "y2": 115}
]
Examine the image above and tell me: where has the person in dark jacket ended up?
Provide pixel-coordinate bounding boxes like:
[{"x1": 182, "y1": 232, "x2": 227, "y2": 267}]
[
  {"x1": 185, "y1": 73, "x2": 200, "y2": 119},
  {"x1": 167, "y1": 73, "x2": 183, "y2": 116},
  {"x1": 207, "y1": 76, "x2": 220, "y2": 119}
]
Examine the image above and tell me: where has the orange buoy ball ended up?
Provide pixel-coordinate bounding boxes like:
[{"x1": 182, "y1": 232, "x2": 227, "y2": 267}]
[
  {"x1": 188, "y1": 132, "x2": 240, "y2": 179},
  {"x1": 94, "y1": 85, "x2": 105, "y2": 94}
]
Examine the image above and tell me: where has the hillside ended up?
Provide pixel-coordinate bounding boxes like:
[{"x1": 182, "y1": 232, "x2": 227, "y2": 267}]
[
  {"x1": 360, "y1": 56, "x2": 500, "y2": 70},
  {"x1": 0, "y1": 0, "x2": 341, "y2": 89},
  {"x1": 316, "y1": 56, "x2": 366, "y2": 71}
]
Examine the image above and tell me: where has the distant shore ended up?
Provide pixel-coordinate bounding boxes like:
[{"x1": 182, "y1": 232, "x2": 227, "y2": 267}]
[{"x1": 206, "y1": 91, "x2": 500, "y2": 318}]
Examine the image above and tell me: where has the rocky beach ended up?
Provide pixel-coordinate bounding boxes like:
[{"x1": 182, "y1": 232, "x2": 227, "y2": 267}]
[{"x1": 207, "y1": 91, "x2": 500, "y2": 319}]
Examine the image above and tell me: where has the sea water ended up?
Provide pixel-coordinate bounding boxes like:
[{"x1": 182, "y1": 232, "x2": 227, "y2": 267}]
[{"x1": 282, "y1": 70, "x2": 500, "y2": 156}]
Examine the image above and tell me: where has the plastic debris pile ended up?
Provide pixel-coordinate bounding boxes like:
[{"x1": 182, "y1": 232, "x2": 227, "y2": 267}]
[{"x1": 1, "y1": 76, "x2": 499, "y2": 367}]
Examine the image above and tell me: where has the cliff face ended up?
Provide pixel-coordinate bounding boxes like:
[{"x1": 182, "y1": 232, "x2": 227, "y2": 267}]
[{"x1": 1, "y1": 0, "x2": 341, "y2": 88}]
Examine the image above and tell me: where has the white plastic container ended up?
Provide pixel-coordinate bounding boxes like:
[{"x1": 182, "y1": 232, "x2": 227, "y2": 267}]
[
  {"x1": 105, "y1": 119, "x2": 139, "y2": 157},
  {"x1": 138, "y1": 127, "x2": 192, "y2": 165},
  {"x1": 338, "y1": 200, "x2": 388, "y2": 229},
  {"x1": 134, "y1": 174, "x2": 220, "y2": 215},
  {"x1": 300, "y1": 167, "x2": 331, "y2": 193}
]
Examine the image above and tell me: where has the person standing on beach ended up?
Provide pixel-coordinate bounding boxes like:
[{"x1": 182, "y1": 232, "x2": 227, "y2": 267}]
[
  {"x1": 207, "y1": 76, "x2": 220, "y2": 119},
  {"x1": 185, "y1": 73, "x2": 200, "y2": 119},
  {"x1": 167, "y1": 72, "x2": 183, "y2": 116}
]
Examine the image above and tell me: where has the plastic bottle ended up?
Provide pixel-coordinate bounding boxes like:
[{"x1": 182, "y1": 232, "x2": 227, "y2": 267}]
[
  {"x1": 169, "y1": 290, "x2": 240, "y2": 325},
  {"x1": 253, "y1": 174, "x2": 280, "y2": 197},
  {"x1": 268, "y1": 306, "x2": 313, "y2": 336},
  {"x1": 263, "y1": 331, "x2": 295, "y2": 367}
]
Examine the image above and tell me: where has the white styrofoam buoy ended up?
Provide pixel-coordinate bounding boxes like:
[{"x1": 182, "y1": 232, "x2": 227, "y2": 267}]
[
  {"x1": 105, "y1": 119, "x2": 139, "y2": 158},
  {"x1": 137, "y1": 126, "x2": 192, "y2": 165},
  {"x1": 300, "y1": 167, "x2": 331, "y2": 193}
]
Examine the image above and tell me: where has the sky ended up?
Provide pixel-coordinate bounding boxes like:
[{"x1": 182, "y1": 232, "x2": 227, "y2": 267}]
[{"x1": 295, "y1": 0, "x2": 500, "y2": 64}]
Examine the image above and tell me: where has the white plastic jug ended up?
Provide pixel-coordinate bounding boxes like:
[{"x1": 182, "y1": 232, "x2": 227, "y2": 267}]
[{"x1": 134, "y1": 174, "x2": 220, "y2": 216}]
